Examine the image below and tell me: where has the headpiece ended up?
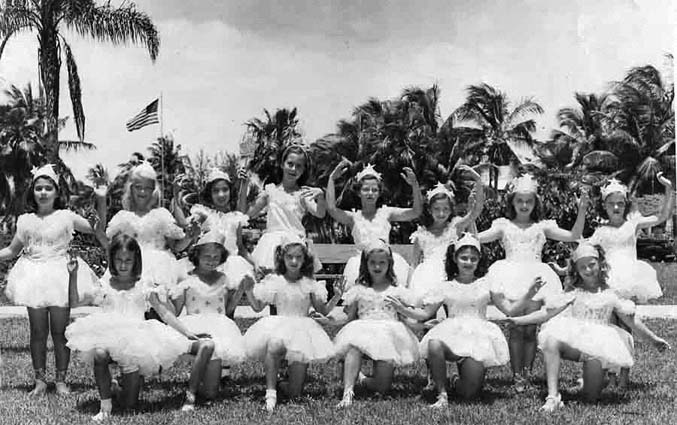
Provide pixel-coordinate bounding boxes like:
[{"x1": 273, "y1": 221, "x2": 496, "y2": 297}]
[
  {"x1": 572, "y1": 240, "x2": 599, "y2": 262},
  {"x1": 356, "y1": 163, "x2": 382, "y2": 181},
  {"x1": 130, "y1": 161, "x2": 157, "y2": 180},
  {"x1": 455, "y1": 233, "x2": 481, "y2": 252},
  {"x1": 31, "y1": 164, "x2": 59, "y2": 186},
  {"x1": 600, "y1": 178, "x2": 628, "y2": 200},
  {"x1": 206, "y1": 168, "x2": 231, "y2": 184},
  {"x1": 510, "y1": 174, "x2": 538, "y2": 194},
  {"x1": 426, "y1": 182, "x2": 455, "y2": 202}
]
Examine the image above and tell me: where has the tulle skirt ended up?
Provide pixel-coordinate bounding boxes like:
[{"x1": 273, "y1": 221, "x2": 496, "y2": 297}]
[
  {"x1": 343, "y1": 252, "x2": 411, "y2": 290},
  {"x1": 140, "y1": 246, "x2": 184, "y2": 291},
  {"x1": 66, "y1": 312, "x2": 190, "y2": 376},
  {"x1": 251, "y1": 231, "x2": 322, "y2": 272},
  {"x1": 486, "y1": 259, "x2": 562, "y2": 302},
  {"x1": 244, "y1": 316, "x2": 334, "y2": 363},
  {"x1": 5, "y1": 255, "x2": 99, "y2": 308},
  {"x1": 408, "y1": 258, "x2": 446, "y2": 298},
  {"x1": 538, "y1": 317, "x2": 634, "y2": 373},
  {"x1": 334, "y1": 319, "x2": 420, "y2": 365},
  {"x1": 420, "y1": 317, "x2": 509, "y2": 367},
  {"x1": 607, "y1": 256, "x2": 662, "y2": 303},
  {"x1": 179, "y1": 314, "x2": 246, "y2": 364}
]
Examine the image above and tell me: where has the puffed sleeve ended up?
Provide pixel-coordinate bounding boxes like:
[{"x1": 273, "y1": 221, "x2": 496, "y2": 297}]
[
  {"x1": 540, "y1": 219, "x2": 558, "y2": 233},
  {"x1": 394, "y1": 286, "x2": 421, "y2": 307},
  {"x1": 613, "y1": 293, "x2": 636, "y2": 316},
  {"x1": 168, "y1": 278, "x2": 191, "y2": 299},
  {"x1": 302, "y1": 278, "x2": 328, "y2": 303},
  {"x1": 106, "y1": 211, "x2": 134, "y2": 239},
  {"x1": 490, "y1": 217, "x2": 508, "y2": 232},
  {"x1": 409, "y1": 226, "x2": 425, "y2": 244},
  {"x1": 189, "y1": 204, "x2": 211, "y2": 222},
  {"x1": 626, "y1": 211, "x2": 644, "y2": 229},
  {"x1": 343, "y1": 285, "x2": 366, "y2": 306},
  {"x1": 156, "y1": 208, "x2": 185, "y2": 240},
  {"x1": 14, "y1": 214, "x2": 29, "y2": 244},
  {"x1": 543, "y1": 291, "x2": 577, "y2": 310},
  {"x1": 421, "y1": 283, "x2": 445, "y2": 306},
  {"x1": 231, "y1": 211, "x2": 250, "y2": 227},
  {"x1": 252, "y1": 274, "x2": 285, "y2": 304}
]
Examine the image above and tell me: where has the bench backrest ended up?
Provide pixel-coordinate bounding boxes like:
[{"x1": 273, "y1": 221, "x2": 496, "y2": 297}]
[{"x1": 313, "y1": 243, "x2": 415, "y2": 265}]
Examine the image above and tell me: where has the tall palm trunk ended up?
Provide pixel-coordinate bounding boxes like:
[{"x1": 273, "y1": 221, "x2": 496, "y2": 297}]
[{"x1": 39, "y1": 4, "x2": 61, "y2": 163}]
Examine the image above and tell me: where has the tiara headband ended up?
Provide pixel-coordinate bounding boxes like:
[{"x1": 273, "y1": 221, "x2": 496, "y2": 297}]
[
  {"x1": 600, "y1": 178, "x2": 628, "y2": 200},
  {"x1": 206, "y1": 168, "x2": 231, "y2": 184},
  {"x1": 356, "y1": 163, "x2": 382, "y2": 181},
  {"x1": 364, "y1": 238, "x2": 390, "y2": 253},
  {"x1": 195, "y1": 230, "x2": 226, "y2": 248},
  {"x1": 280, "y1": 233, "x2": 306, "y2": 248},
  {"x1": 130, "y1": 161, "x2": 157, "y2": 180},
  {"x1": 572, "y1": 241, "x2": 599, "y2": 262},
  {"x1": 510, "y1": 174, "x2": 538, "y2": 194},
  {"x1": 31, "y1": 164, "x2": 59, "y2": 186},
  {"x1": 455, "y1": 233, "x2": 481, "y2": 252},
  {"x1": 426, "y1": 182, "x2": 454, "y2": 202}
]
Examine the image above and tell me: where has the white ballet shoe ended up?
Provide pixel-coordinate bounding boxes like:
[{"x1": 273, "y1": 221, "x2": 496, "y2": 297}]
[
  {"x1": 540, "y1": 393, "x2": 564, "y2": 412},
  {"x1": 336, "y1": 389, "x2": 354, "y2": 408},
  {"x1": 430, "y1": 392, "x2": 448, "y2": 409},
  {"x1": 357, "y1": 371, "x2": 368, "y2": 385},
  {"x1": 91, "y1": 411, "x2": 111, "y2": 422},
  {"x1": 181, "y1": 391, "x2": 196, "y2": 412},
  {"x1": 265, "y1": 389, "x2": 277, "y2": 412},
  {"x1": 28, "y1": 379, "x2": 47, "y2": 397},
  {"x1": 55, "y1": 381, "x2": 71, "y2": 395}
]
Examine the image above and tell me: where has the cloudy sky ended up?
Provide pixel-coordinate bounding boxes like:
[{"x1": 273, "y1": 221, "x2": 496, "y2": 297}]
[{"x1": 0, "y1": 0, "x2": 673, "y2": 180}]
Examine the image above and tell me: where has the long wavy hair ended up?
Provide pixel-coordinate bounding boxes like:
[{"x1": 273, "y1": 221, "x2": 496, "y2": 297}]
[
  {"x1": 420, "y1": 193, "x2": 455, "y2": 227},
  {"x1": 564, "y1": 244, "x2": 610, "y2": 292},
  {"x1": 356, "y1": 245, "x2": 396, "y2": 287},
  {"x1": 443, "y1": 244, "x2": 487, "y2": 280},
  {"x1": 25, "y1": 176, "x2": 66, "y2": 213},
  {"x1": 273, "y1": 242, "x2": 315, "y2": 278},
  {"x1": 504, "y1": 191, "x2": 542, "y2": 222},
  {"x1": 199, "y1": 177, "x2": 237, "y2": 212}
]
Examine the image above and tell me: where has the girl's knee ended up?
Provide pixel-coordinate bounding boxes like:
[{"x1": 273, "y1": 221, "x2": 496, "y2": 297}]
[
  {"x1": 199, "y1": 339, "x2": 216, "y2": 354},
  {"x1": 93, "y1": 349, "x2": 110, "y2": 364},
  {"x1": 267, "y1": 338, "x2": 285, "y2": 355},
  {"x1": 428, "y1": 339, "x2": 444, "y2": 354}
]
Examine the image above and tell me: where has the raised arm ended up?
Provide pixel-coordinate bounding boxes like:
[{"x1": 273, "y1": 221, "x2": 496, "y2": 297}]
[
  {"x1": 477, "y1": 221, "x2": 503, "y2": 244},
  {"x1": 637, "y1": 173, "x2": 675, "y2": 229},
  {"x1": 454, "y1": 166, "x2": 485, "y2": 232},
  {"x1": 491, "y1": 277, "x2": 544, "y2": 317},
  {"x1": 241, "y1": 275, "x2": 267, "y2": 312},
  {"x1": 226, "y1": 276, "x2": 246, "y2": 317},
  {"x1": 325, "y1": 159, "x2": 355, "y2": 226},
  {"x1": 300, "y1": 186, "x2": 326, "y2": 218},
  {"x1": 388, "y1": 167, "x2": 423, "y2": 222},
  {"x1": 311, "y1": 278, "x2": 345, "y2": 316},
  {"x1": 246, "y1": 190, "x2": 269, "y2": 220},
  {"x1": 544, "y1": 189, "x2": 590, "y2": 242}
]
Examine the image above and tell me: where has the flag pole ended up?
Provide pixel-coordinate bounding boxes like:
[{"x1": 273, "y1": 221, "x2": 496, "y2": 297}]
[{"x1": 159, "y1": 92, "x2": 165, "y2": 208}]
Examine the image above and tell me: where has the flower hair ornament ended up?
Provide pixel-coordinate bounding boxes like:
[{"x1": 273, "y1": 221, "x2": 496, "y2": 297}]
[
  {"x1": 600, "y1": 178, "x2": 628, "y2": 200},
  {"x1": 455, "y1": 233, "x2": 481, "y2": 252},
  {"x1": 356, "y1": 163, "x2": 382, "y2": 181},
  {"x1": 426, "y1": 182, "x2": 455, "y2": 202},
  {"x1": 509, "y1": 174, "x2": 538, "y2": 194},
  {"x1": 31, "y1": 164, "x2": 59, "y2": 186},
  {"x1": 130, "y1": 161, "x2": 158, "y2": 180},
  {"x1": 206, "y1": 168, "x2": 231, "y2": 184}
]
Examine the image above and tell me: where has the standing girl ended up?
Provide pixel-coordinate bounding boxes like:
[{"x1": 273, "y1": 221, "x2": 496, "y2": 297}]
[
  {"x1": 507, "y1": 242, "x2": 669, "y2": 412},
  {"x1": 66, "y1": 234, "x2": 212, "y2": 420},
  {"x1": 408, "y1": 165, "x2": 484, "y2": 296},
  {"x1": 170, "y1": 230, "x2": 247, "y2": 409},
  {"x1": 1, "y1": 164, "x2": 105, "y2": 395},
  {"x1": 326, "y1": 160, "x2": 422, "y2": 289},
  {"x1": 391, "y1": 234, "x2": 543, "y2": 407},
  {"x1": 241, "y1": 145, "x2": 326, "y2": 274},
  {"x1": 334, "y1": 240, "x2": 420, "y2": 407},
  {"x1": 242, "y1": 236, "x2": 342, "y2": 411},
  {"x1": 478, "y1": 174, "x2": 589, "y2": 391}
]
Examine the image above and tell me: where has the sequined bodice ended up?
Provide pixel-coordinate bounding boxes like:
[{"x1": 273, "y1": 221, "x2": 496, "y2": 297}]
[
  {"x1": 97, "y1": 277, "x2": 149, "y2": 320},
  {"x1": 16, "y1": 210, "x2": 74, "y2": 260},
  {"x1": 351, "y1": 207, "x2": 392, "y2": 249},
  {"x1": 348, "y1": 285, "x2": 410, "y2": 321},
  {"x1": 265, "y1": 184, "x2": 305, "y2": 236},
  {"x1": 566, "y1": 290, "x2": 630, "y2": 325},
  {"x1": 106, "y1": 208, "x2": 184, "y2": 250},
  {"x1": 253, "y1": 275, "x2": 326, "y2": 317},
  {"x1": 495, "y1": 218, "x2": 555, "y2": 262},
  {"x1": 180, "y1": 276, "x2": 228, "y2": 315},
  {"x1": 440, "y1": 279, "x2": 491, "y2": 319}
]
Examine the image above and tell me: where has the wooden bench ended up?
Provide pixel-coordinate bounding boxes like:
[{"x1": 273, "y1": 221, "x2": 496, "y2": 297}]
[{"x1": 314, "y1": 243, "x2": 415, "y2": 282}]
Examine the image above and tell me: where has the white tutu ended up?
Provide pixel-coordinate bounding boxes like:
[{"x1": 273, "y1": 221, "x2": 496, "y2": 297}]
[
  {"x1": 140, "y1": 246, "x2": 185, "y2": 290},
  {"x1": 420, "y1": 317, "x2": 509, "y2": 367},
  {"x1": 5, "y1": 256, "x2": 99, "y2": 308},
  {"x1": 334, "y1": 319, "x2": 420, "y2": 365},
  {"x1": 343, "y1": 252, "x2": 411, "y2": 290},
  {"x1": 607, "y1": 257, "x2": 662, "y2": 303},
  {"x1": 179, "y1": 314, "x2": 246, "y2": 364},
  {"x1": 251, "y1": 230, "x2": 322, "y2": 272},
  {"x1": 244, "y1": 316, "x2": 334, "y2": 363},
  {"x1": 409, "y1": 259, "x2": 446, "y2": 297},
  {"x1": 66, "y1": 312, "x2": 190, "y2": 376},
  {"x1": 486, "y1": 259, "x2": 562, "y2": 302}
]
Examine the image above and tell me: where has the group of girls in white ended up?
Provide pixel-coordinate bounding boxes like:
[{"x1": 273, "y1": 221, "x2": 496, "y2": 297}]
[{"x1": 0, "y1": 145, "x2": 673, "y2": 419}]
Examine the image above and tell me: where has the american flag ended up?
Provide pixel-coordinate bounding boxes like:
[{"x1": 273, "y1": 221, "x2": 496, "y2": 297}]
[{"x1": 126, "y1": 99, "x2": 159, "y2": 131}]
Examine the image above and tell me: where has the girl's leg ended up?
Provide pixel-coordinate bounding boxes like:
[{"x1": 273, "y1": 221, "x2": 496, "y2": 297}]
[
  {"x1": 26, "y1": 307, "x2": 49, "y2": 396},
  {"x1": 364, "y1": 360, "x2": 394, "y2": 394},
  {"x1": 522, "y1": 301, "x2": 542, "y2": 376},
  {"x1": 580, "y1": 360, "x2": 605, "y2": 402},
  {"x1": 508, "y1": 325, "x2": 525, "y2": 387},
  {"x1": 456, "y1": 358, "x2": 485, "y2": 399},
  {"x1": 48, "y1": 306, "x2": 72, "y2": 394},
  {"x1": 427, "y1": 339, "x2": 459, "y2": 408},
  {"x1": 119, "y1": 371, "x2": 142, "y2": 410},
  {"x1": 93, "y1": 349, "x2": 113, "y2": 401},
  {"x1": 264, "y1": 338, "x2": 285, "y2": 411},
  {"x1": 281, "y1": 362, "x2": 308, "y2": 398},
  {"x1": 183, "y1": 339, "x2": 216, "y2": 411},
  {"x1": 338, "y1": 348, "x2": 362, "y2": 407},
  {"x1": 540, "y1": 338, "x2": 581, "y2": 412},
  {"x1": 199, "y1": 359, "x2": 222, "y2": 400}
]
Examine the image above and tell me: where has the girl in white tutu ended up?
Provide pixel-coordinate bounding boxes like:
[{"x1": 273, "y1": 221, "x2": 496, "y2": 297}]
[
  {"x1": 409, "y1": 165, "x2": 484, "y2": 297},
  {"x1": 507, "y1": 242, "x2": 669, "y2": 412},
  {"x1": 478, "y1": 174, "x2": 589, "y2": 391},
  {"x1": 178, "y1": 168, "x2": 256, "y2": 306},
  {"x1": 391, "y1": 233, "x2": 544, "y2": 407},
  {"x1": 66, "y1": 235, "x2": 208, "y2": 421},
  {"x1": 105, "y1": 161, "x2": 197, "y2": 320},
  {"x1": 241, "y1": 145, "x2": 326, "y2": 274},
  {"x1": 326, "y1": 160, "x2": 422, "y2": 290},
  {"x1": 0, "y1": 164, "x2": 105, "y2": 395},
  {"x1": 589, "y1": 175, "x2": 673, "y2": 387},
  {"x1": 334, "y1": 240, "x2": 421, "y2": 407},
  {"x1": 170, "y1": 230, "x2": 247, "y2": 410},
  {"x1": 241, "y1": 235, "x2": 343, "y2": 411}
]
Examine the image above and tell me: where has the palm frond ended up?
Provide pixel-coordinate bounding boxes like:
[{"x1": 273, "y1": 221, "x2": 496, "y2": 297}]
[
  {"x1": 58, "y1": 140, "x2": 96, "y2": 151},
  {"x1": 62, "y1": 39, "x2": 85, "y2": 141}
]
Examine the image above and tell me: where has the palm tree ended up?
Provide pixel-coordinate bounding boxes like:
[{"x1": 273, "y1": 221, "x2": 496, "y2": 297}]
[
  {"x1": 0, "y1": 0, "x2": 159, "y2": 162},
  {"x1": 147, "y1": 135, "x2": 187, "y2": 209}
]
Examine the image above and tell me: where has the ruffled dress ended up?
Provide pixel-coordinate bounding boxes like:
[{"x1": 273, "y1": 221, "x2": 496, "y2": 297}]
[
  {"x1": 5, "y1": 210, "x2": 99, "y2": 308},
  {"x1": 243, "y1": 275, "x2": 334, "y2": 363},
  {"x1": 419, "y1": 278, "x2": 509, "y2": 367},
  {"x1": 170, "y1": 275, "x2": 246, "y2": 364},
  {"x1": 343, "y1": 207, "x2": 411, "y2": 290},
  {"x1": 408, "y1": 219, "x2": 460, "y2": 297},
  {"x1": 250, "y1": 184, "x2": 322, "y2": 271},
  {"x1": 334, "y1": 285, "x2": 420, "y2": 365},
  {"x1": 65, "y1": 274, "x2": 190, "y2": 375},
  {"x1": 180, "y1": 204, "x2": 254, "y2": 285},
  {"x1": 485, "y1": 218, "x2": 563, "y2": 302},
  {"x1": 589, "y1": 212, "x2": 662, "y2": 302},
  {"x1": 538, "y1": 289, "x2": 635, "y2": 373},
  {"x1": 106, "y1": 208, "x2": 185, "y2": 291}
]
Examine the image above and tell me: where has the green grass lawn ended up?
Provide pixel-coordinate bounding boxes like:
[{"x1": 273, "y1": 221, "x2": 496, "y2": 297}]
[{"x1": 0, "y1": 318, "x2": 675, "y2": 425}]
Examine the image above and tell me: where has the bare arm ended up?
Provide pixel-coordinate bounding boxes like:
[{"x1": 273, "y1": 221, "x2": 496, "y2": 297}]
[
  {"x1": 544, "y1": 190, "x2": 590, "y2": 242},
  {"x1": 477, "y1": 223, "x2": 503, "y2": 244},
  {"x1": 241, "y1": 276, "x2": 267, "y2": 312},
  {"x1": 509, "y1": 301, "x2": 571, "y2": 326},
  {"x1": 491, "y1": 277, "x2": 544, "y2": 317},
  {"x1": 342, "y1": 301, "x2": 358, "y2": 322},
  {"x1": 149, "y1": 293, "x2": 199, "y2": 339},
  {"x1": 0, "y1": 235, "x2": 24, "y2": 262},
  {"x1": 617, "y1": 313, "x2": 670, "y2": 349},
  {"x1": 388, "y1": 167, "x2": 422, "y2": 222},
  {"x1": 388, "y1": 297, "x2": 441, "y2": 322},
  {"x1": 454, "y1": 166, "x2": 485, "y2": 232},
  {"x1": 326, "y1": 160, "x2": 355, "y2": 226},
  {"x1": 226, "y1": 277, "x2": 246, "y2": 317},
  {"x1": 311, "y1": 278, "x2": 345, "y2": 316},
  {"x1": 246, "y1": 190, "x2": 269, "y2": 219},
  {"x1": 300, "y1": 186, "x2": 326, "y2": 218},
  {"x1": 637, "y1": 173, "x2": 674, "y2": 229}
]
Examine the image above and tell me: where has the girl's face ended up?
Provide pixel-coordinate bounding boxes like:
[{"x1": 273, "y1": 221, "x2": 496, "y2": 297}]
[
  {"x1": 512, "y1": 192, "x2": 536, "y2": 218},
  {"x1": 282, "y1": 152, "x2": 306, "y2": 183},
  {"x1": 575, "y1": 256, "x2": 601, "y2": 288},
  {"x1": 114, "y1": 250, "x2": 136, "y2": 278},
  {"x1": 283, "y1": 244, "x2": 305, "y2": 276},
  {"x1": 367, "y1": 249, "x2": 391, "y2": 282},
  {"x1": 359, "y1": 179, "x2": 381, "y2": 204},
  {"x1": 603, "y1": 193, "x2": 626, "y2": 222},
  {"x1": 430, "y1": 197, "x2": 453, "y2": 224},
  {"x1": 33, "y1": 177, "x2": 57, "y2": 209},
  {"x1": 210, "y1": 180, "x2": 231, "y2": 209},
  {"x1": 197, "y1": 244, "x2": 222, "y2": 271},
  {"x1": 131, "y1": 177, "x2": 155, "y2": 207},
  {"x1": 454, "y1": 247, "x2": 480, "y2": 276}
]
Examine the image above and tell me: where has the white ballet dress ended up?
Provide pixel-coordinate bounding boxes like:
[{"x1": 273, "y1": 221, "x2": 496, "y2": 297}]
[
  {"x1": 169, "y1": 275, "x2": 246, "y2": 364},
  {"x1": 243, "y1": 275, "x2": 334, "y2": 363},
  {"x1": 343, "y1": 207, "x2": 411, "y2": 290},
  {"x1": 180, "y1": 204, "x2": 254, "y2": 285},
  {"x1": 485, "y1": 218, "x2": 563, "y2": 302},
  {"x1": 419, "y1": 278, "x2": 509, "y2": 367},
  {"x1": 538, "y1": 289, "x2": 635, "y2": 373},
  {"x1": 65, "y1": 274, "x2": 190, "y2": 375},
  {"x1": 408, "y1": 219, "x2": 461, "y2": 297},
  {"x1": 589, "y1": 212, "x2": 662, "y2": 302},
  {"x1": 106, "y1": 208, "x2": 185, "y2": 291},
  {"x1": 333, "y1": 285, "x2": 420, "y2": 365},
  {"x1": 5, "y1": 210, "x2": 99, "y2": 308},
  {"x1": 250, "y1": 184, "x2": 322, "y2": 271}
]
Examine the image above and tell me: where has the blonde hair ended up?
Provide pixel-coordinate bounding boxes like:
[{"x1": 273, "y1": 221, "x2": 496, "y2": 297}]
[{"x1": 121, "y1": 176, "x2": 160, "y2": 211}]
